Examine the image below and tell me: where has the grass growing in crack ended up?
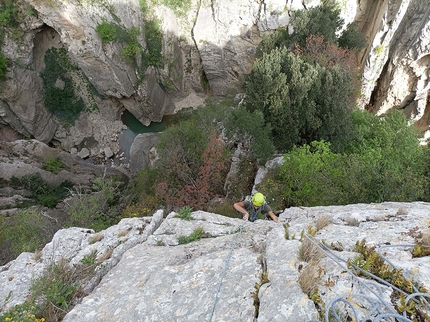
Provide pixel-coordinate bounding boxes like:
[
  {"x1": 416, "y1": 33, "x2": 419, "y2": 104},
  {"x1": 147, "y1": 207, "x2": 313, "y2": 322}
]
[
  {"x1": 316, "y1": 215, "x2": 330, "y2": 231},
  {"x1": 177, "y1": 226, "x2": 204, "y2": 244},
  {"x1": 298, "y1": 238, "x2": 323, "y2": 263},
  {"x1": 298, "y1": 261, "x2": 320, "y2": 294},
  {"x1": 176, "y1": 205, "x2": 193, "y2": 221},
  {"x1": 251, "y1": 271, "x2": 270, "y2": 317},
  {"x1": 283, "y1": 223, "x2": 289, "y2": 240},
  {"x1": 348, "y1": 239, "x2": 429, "y2": 320}
]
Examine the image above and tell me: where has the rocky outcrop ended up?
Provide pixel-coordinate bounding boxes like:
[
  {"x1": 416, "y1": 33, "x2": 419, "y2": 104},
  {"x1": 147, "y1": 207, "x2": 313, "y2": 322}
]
[
  {"x1": 0, "y1": 139, "x2": 128, "y2": 219},
  {"x1": 1, "y1": 202, "x2": 429, "y2": 320},
  {"x1": 0, "y1": 0, "x2": 428, "y2": 162},
  {"x1": 357, "y1": 0, "x2": 430, "y2": 129}
]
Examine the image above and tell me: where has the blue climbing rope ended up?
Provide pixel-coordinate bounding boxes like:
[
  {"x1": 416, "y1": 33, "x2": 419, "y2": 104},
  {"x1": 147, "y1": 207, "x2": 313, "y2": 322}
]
[{"x1": 207, "y1": 222, "x2": 246, "y2": 322}]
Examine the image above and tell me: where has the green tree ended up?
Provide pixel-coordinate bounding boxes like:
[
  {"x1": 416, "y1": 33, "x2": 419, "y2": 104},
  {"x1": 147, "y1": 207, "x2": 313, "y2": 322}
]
[
  {"x1": 291, "y1": 0, "x2": 343, "y2": 47},
  {"x1": 256, "y1": 0, "x2": 344, "y2": 57},
  {"x1": 338, "y1": 22, "x2": 367, "y2": 50},
  {"x1": 344, "y1": 109, "x2": 425, "y2": 202},
  {"x1": 225, "y1": 106, "x2": 274, "y2": 161},
  {"x1": 279, "y1": 141, "x2": 345, "y2": 207},
  {"x1": 244, "y1": 47, "x2": 354, "y2": 152}
]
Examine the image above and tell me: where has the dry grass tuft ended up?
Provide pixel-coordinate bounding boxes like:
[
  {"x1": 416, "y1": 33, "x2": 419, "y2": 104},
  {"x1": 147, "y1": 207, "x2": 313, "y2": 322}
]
[
  {"x1": 32, "y1": 249, "x2": 42, "y2": 261},
  {"x1": 97, "y1": 247, "x2": 114, "y2": 263},
  {"x1": 422, "y1": 229, "x2": 430, "y2": 246},
  {"x1": 316, "y1": 215, "x2": 331, "y2": 231},
  {"x1": 298, "y1": 238, "x2": 324, "y2": 263},
  {"x1": 298, "y1": 261, "x2": 319, "y2": 294},
  {"x1": 396, "y1": 207, "x2": 407, "y2": 216},
  {"x1": 117, "y1": 230, "x2": 129, "y2": 238},
  {"x1": 373, "y1": 215, "x2": 386, "y2": 222},
  {"x1": 345, "y1": 217, "x2": 360, "y2": 227},
  {"x1": 89, "y1": 233, "x2": 104, "y2": 244}
]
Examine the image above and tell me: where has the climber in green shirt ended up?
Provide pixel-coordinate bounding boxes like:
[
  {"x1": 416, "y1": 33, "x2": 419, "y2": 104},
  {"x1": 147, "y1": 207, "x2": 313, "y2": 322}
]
[{"x1": 233, "y1": 192, "x2": 278, "y2": 223}]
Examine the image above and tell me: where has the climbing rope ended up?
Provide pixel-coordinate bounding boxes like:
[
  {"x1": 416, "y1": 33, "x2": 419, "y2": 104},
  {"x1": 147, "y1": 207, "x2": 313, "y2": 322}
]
[
  {"x1": 304, "y1": 234, "x2": 430, "y2": 322},
  {"x1": 207, "y1": 222, "x2": 246, "y2": 322}
]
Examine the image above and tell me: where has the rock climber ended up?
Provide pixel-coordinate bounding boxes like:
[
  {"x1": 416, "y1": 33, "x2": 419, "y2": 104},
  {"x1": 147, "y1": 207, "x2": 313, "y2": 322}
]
[{"x1": 234, "y1": 192, "x2": 278, "y2": 223}]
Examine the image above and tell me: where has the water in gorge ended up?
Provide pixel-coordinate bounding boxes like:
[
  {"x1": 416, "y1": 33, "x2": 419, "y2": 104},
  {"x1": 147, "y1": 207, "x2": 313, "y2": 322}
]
[{"x1": 118, "y1": 110, "x2": 174, "y2": 164}]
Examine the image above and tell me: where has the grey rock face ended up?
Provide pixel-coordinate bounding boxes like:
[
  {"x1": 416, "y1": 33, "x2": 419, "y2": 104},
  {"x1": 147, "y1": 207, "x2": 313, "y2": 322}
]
[
  {"x1": 0, "y1": 210, "x2": 164, "y2": 312},
  {"x1": 129, "y1": 132, "x2": 160, "y2": 173},
  {"x1": 58, "y1": 202, "x2": 430, "y2": 321}
]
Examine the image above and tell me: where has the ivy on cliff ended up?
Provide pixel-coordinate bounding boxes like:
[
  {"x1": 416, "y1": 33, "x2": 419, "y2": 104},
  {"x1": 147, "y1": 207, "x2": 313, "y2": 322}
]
[{"x1": 40, "y1": 48, "x2": 85, "y2": 125}]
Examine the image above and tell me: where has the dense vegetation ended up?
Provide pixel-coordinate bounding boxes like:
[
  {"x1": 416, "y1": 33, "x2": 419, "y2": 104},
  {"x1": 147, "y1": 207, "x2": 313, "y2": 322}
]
[
  {"x1": 123, "y1": 0, "x2": 428, "y2": 216},
  {"x1": 0, "y1": 0, "x2": 429, "y2": 320}
]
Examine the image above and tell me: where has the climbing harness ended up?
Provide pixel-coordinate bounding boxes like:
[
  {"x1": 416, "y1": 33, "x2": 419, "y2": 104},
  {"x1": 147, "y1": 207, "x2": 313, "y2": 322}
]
[{"x1": 207, "y1": 222, "x2": 246, "y2": 322}]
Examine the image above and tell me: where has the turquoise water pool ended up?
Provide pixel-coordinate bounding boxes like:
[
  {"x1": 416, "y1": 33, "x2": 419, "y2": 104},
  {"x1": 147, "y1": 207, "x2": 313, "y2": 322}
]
[{"x1": 118, "y1": 110, "x2": 174, "y2": 164}]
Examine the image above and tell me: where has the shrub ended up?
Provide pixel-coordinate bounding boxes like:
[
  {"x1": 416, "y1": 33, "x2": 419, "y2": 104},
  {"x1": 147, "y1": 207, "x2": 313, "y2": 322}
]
[
  {"x1": 290, "y1": 0, "x2": 343, "y2": 47},
  {"x1": 225, "y1": 106, "x2": 274, "y2": 161},
  {"x1": 156, "y1": 129, "x2": 230, "y2": 210},
  {"x1": 344, "y1": 109, "x2": 426, "y2": 202},
  {"x1": 66, "y1": 177, "x2": 120, "y2": 231},
  {"x1": 0, "y1": 0, "x2": 18, "y2": 28},
  {"x1": 0, "y1": 301, "x2": 41, "y2": 322},
  {"x1": 0, "y1": 208, "x2": 59, "y2": 265},
  {"x1": 177, "y1": 226, "x2": 205, "y2": 244},
  {"x1": 162, "y1": 0, "x2": 191, "y2": 16},
  {"x1": 143, "y1": 19, "x2": 163, "y2": 67},
  {"x1": 41, "y1": 48, "x2": 85, "y2": 125},
  {"x1": 44, "y1": 156, "x2": 65, "y2": 174},
  {"x1": 11, "y1": 173, "x2": 72, "y2": 208},
  {"x1": 96, "y1": 20, "x2": 117, "y2": 43},
  {"x1": 176, "y1": 205, "x2": 193, "y2": 220},
  {"x1": 279, "y1": 141, "x2": 345, "y2": 207}
]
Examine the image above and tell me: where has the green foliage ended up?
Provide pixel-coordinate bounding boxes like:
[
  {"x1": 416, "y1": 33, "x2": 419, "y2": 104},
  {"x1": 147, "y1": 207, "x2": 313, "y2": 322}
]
[
  {"x1": 0, "y1": 208, "x2": 58, "y2": 265},
  {"x1": 66, "y1": 177, "x2": 120, "y2": 231},
  {"x1": 0, "y1": 51, "x2": 8, "y2": 79},
  {"x1": 121, "y1": 42, "x2": 142, "y2": 63},
  {"x1": 96, "y1": 20, "x2": 117, "y2": 44},
  {"x1": 11, "y1": 173, "x2": 72, "y2": 208},
  {"x1": 44, "y1": 156, "x2": 65, "y2": 174},
  {"x1": 349, "y1": 239, "x2": 428, "y2": 319},
  {"x1": 338, "y1": 22, "x2": 367, "y2": 49},
  {"x1": 374, "y1": 45, "x2": 384, "y2": 55},
  {"x1": 81, "y1": 250, "x2": 97, "y2": 265},
  {"x1": 343, "y1": 109, "x2": 425, "y2": 202},
  {"x1": 257, "y1": 0, "x2": 343, "y2": 56},
  {"x1": 225, "y1": 106, "x2": 274, "y2": 161},
  {"x1": 162, "y1": 0, "x2": 191, "y2": 16},
  {"x1": 30, "y1": 260, "x2": 81, "y2": 320},
  {"x1": 411, "y1": 243, "x2": 430, "y2": 258},
  {"x1": 177, "y1": 226, "x2": 205, "y2": 244},
  {"x1": 280, "y1": 141, "x2": 341, "y2": 206},
  {"x1": 143, "y1": 19, "x2": 163, "y2": 67},
  {"x1": 244, "y1": 47, "x2": 354, "y2": 152},
  {"x1": 0, "y1": 301, "x2": 41, "y2": 322},
  {"x1": 0, "y1": 0, "x2": 18, "y2": 28},
  {"x1": 291, "y1": 0, "x2": 343, "y2": 47},
  {"x1": 41, "y1": 48, "x2": 85, "y2": 125},
  {"x1": 176, "y1": 205, "x2": 193, "y2": 220}
]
